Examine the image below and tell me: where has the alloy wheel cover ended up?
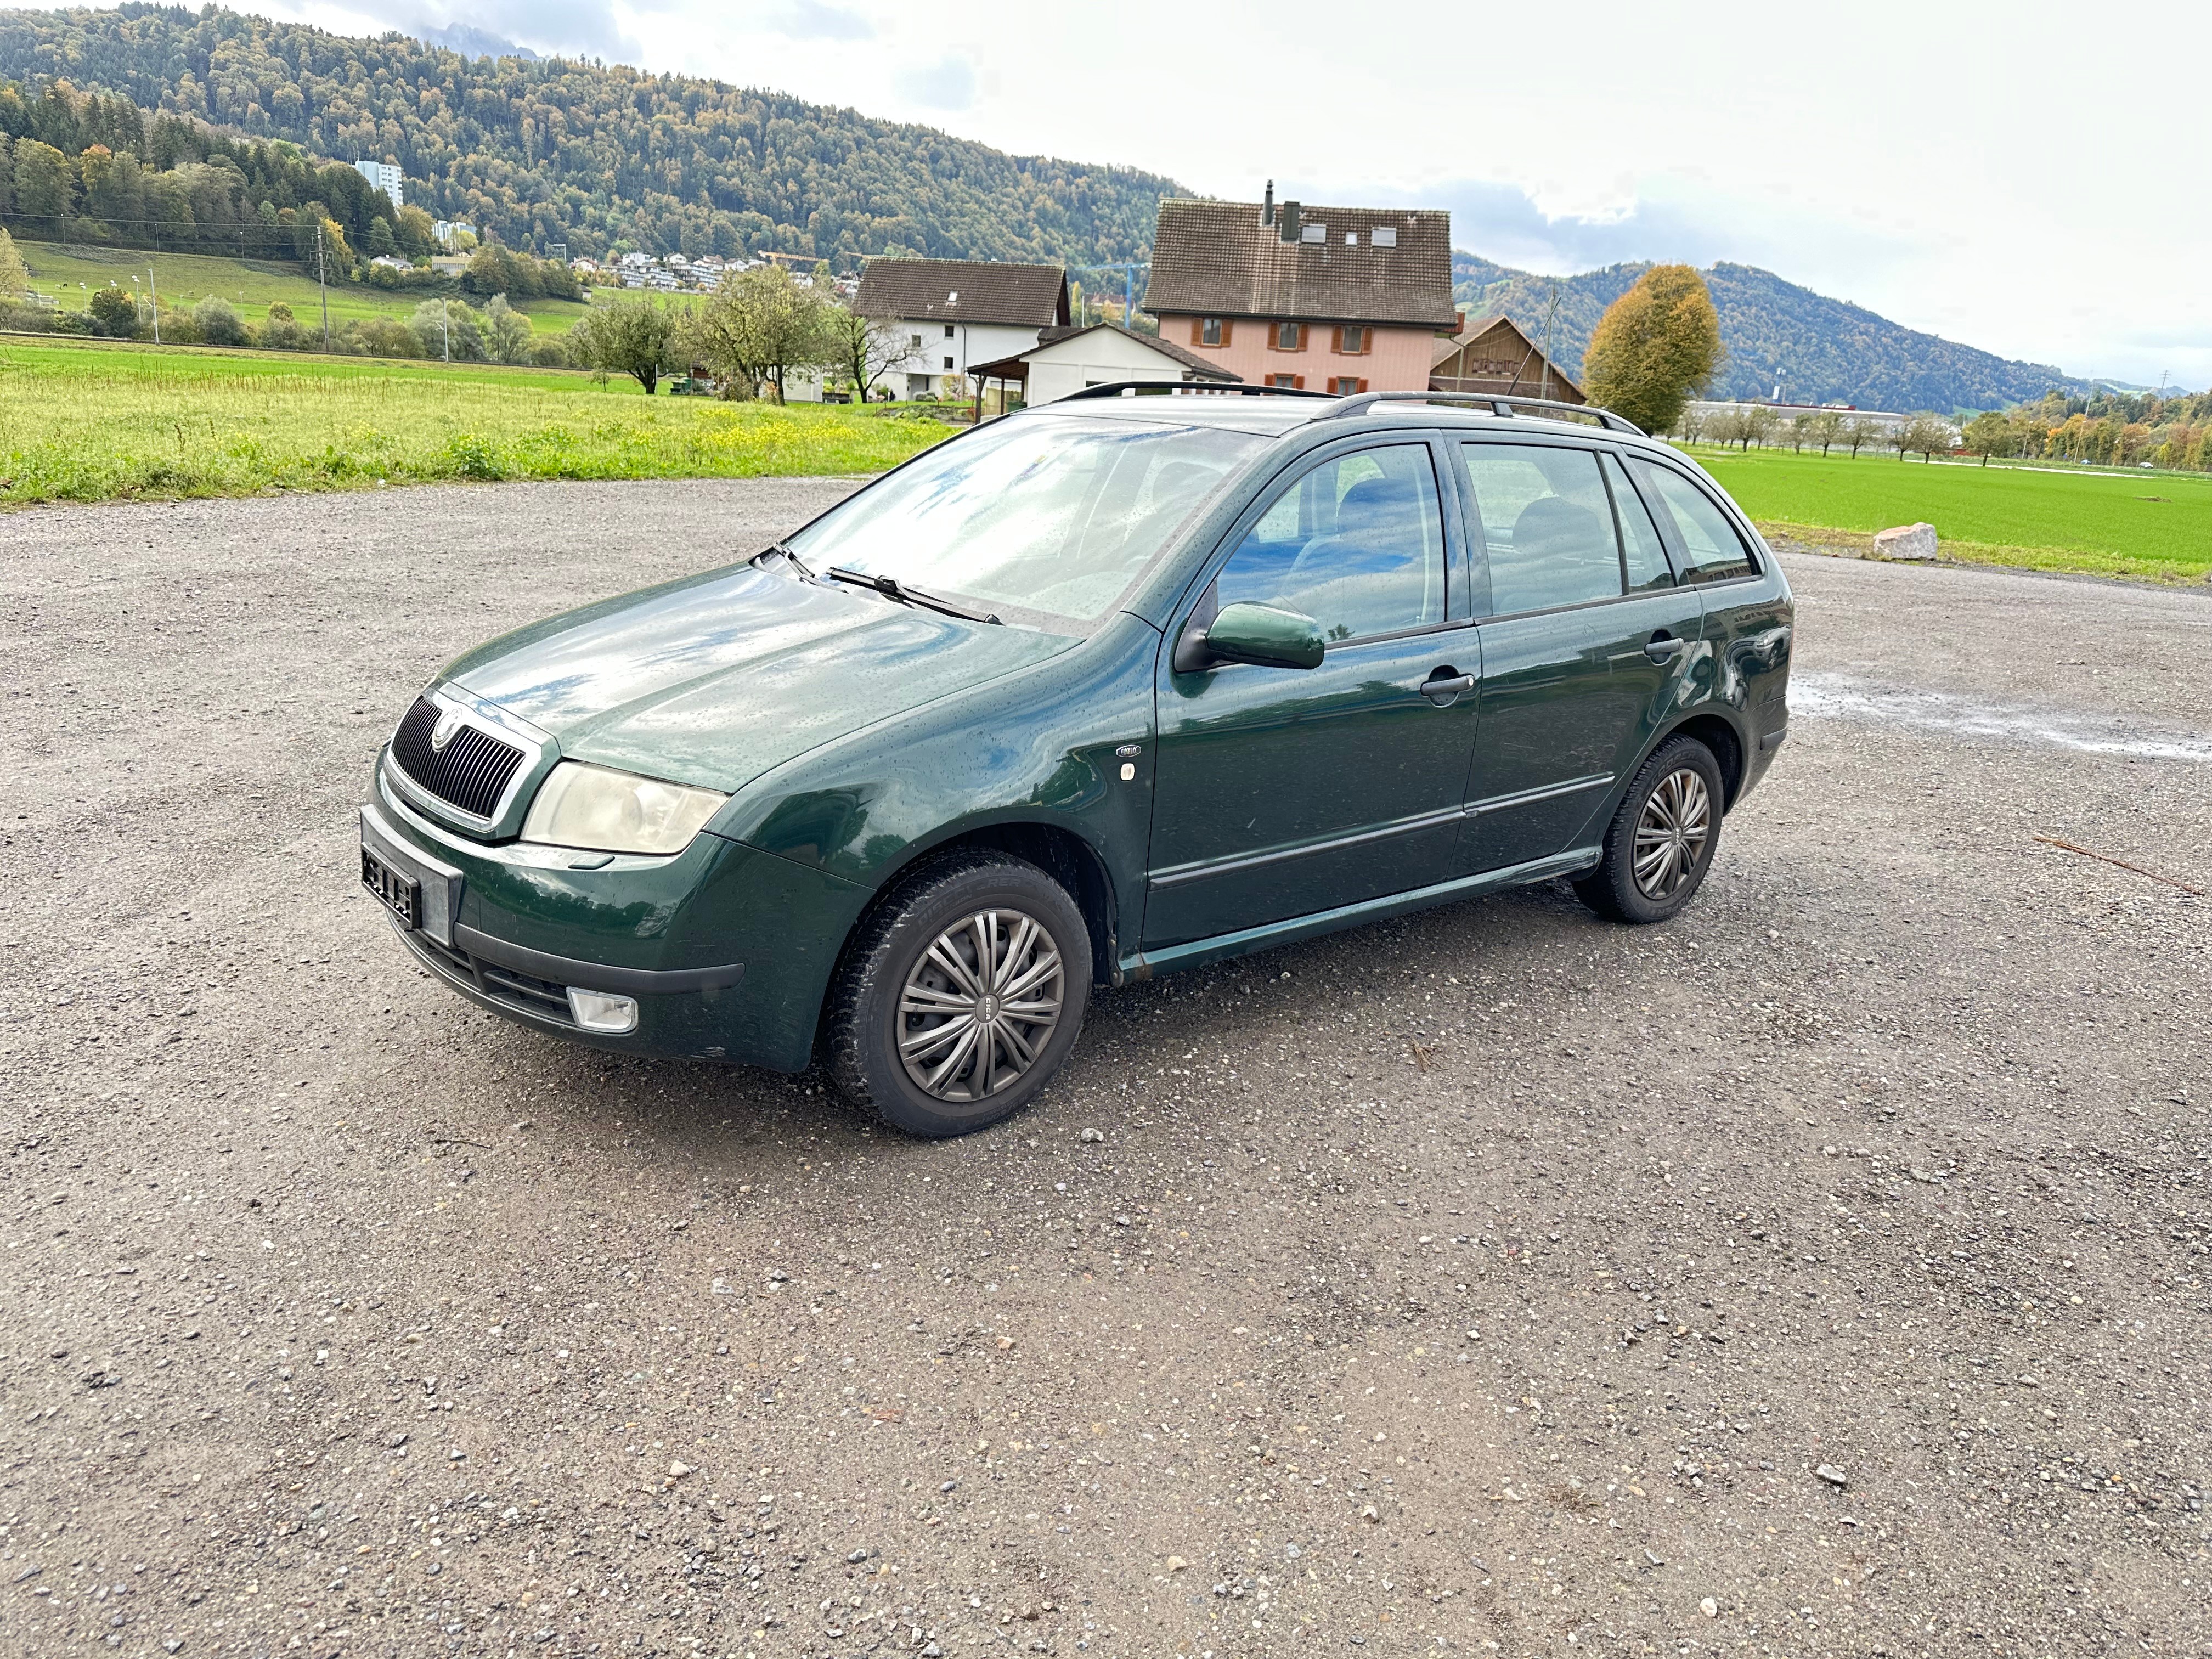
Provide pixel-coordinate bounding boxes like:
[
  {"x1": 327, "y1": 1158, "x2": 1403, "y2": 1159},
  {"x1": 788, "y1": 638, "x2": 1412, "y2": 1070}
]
[
  {"x1": 1632, "y1": 768, "x2": 1712, "y2": 899},
  {"x1": 897, "y1": 907, "x2": 1065, "y2": 1102}
]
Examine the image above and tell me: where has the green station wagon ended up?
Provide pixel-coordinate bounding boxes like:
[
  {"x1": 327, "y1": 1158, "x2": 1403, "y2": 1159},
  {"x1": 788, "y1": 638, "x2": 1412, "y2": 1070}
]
[{"x1": 360, "y1": 386, "x2": 1792, "y2": 1135}]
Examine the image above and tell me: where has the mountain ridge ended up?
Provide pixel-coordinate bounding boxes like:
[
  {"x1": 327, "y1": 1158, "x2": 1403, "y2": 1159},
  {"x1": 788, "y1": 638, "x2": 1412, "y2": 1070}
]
[
  {"x1": 1453, "y1": 251, "x2": 2083, "y2": 414},
  {"x1": 0, "y1": 3, "x2": 1178, "y2": 267}
]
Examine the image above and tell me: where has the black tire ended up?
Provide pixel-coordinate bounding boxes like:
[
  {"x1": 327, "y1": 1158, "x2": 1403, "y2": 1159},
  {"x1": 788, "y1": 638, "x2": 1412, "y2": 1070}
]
[
  {"x1": 1575, "y1": 735, "x2": 1726, "y2": 924},
  {"x1": 822, "y1": 850, "x2": 1092, "y2": 1137}
]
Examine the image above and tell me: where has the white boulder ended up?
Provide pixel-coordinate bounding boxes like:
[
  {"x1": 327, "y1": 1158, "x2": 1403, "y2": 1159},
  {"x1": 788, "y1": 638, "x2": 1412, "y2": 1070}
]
[{"x1": 1872, "y1": 522, "x2": 1939, "y2": 561}]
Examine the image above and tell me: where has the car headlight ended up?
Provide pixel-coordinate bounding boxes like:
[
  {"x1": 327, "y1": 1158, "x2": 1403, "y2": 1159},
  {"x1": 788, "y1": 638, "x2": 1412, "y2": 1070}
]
[{"x1": 521, "y1": 762, "x2": 727, "y2": 855}]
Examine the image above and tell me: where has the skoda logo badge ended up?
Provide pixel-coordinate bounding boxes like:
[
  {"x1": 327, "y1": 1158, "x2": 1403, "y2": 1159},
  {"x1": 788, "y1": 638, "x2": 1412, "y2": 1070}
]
[{"x1": 430, "y1": 710, "x2": 464, "y2": 752}]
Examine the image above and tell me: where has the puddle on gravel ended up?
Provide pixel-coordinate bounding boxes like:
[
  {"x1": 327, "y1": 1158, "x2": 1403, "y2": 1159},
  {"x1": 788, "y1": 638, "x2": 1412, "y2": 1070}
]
[{"x1": 1791, "y1": 672, "x2": 2212, "y2": 763}]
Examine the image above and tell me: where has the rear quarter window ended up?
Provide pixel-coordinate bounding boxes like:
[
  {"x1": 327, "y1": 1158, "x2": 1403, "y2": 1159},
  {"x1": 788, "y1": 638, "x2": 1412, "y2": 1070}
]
[{"x1": 1633, "y1": 462, "x2": 1756, "y2": 583}]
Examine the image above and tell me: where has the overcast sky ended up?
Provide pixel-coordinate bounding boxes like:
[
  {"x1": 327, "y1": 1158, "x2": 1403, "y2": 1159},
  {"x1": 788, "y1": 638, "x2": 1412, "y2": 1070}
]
[{"x1": 134, "y1": 1, "x2": 2212, "y2": 386}]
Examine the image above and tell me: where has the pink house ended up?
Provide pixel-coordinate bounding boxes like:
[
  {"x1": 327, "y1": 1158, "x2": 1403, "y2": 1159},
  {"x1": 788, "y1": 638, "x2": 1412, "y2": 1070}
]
[{"x1": 1142, "y1": 187, "x2": 1459, "y2": 394}]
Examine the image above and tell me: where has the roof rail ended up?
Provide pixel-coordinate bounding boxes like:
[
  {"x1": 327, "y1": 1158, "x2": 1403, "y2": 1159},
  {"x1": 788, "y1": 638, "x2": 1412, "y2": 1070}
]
[
  {"x1": 1058, "y1": 380, "x2": 1338, "y2": 403},
  {"x1": 1324, "y1": 390, "x2": 1644, "y2": 435}
]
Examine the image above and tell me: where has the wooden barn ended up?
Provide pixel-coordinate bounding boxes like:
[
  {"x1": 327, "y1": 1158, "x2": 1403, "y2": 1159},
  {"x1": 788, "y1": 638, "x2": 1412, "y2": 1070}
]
[{"x1": 1430, "y1": 312, "x2": 1585, "y2": 404}]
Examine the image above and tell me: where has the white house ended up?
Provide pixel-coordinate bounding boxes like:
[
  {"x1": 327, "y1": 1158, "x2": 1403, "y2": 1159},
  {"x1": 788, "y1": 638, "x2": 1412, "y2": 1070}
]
[
  {"x1": 353, "y1": 159, "x2": 404, "y2": 209},
  {"x1": 854, "y1": 258, "x2": 1070, "y2": 400},
  {"x1": 968, "y1": 324, "x2": 1242, "y2": 408}
]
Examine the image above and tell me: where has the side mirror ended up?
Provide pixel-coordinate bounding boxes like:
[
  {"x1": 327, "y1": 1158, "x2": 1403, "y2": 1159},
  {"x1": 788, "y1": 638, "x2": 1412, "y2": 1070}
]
[{"x1": 1196, "y1": 601, "x2": 1327, "y2": 672}]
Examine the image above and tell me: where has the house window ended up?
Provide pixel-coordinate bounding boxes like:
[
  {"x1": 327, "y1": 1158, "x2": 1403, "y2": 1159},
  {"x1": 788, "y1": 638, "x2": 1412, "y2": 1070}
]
[
  {"x1": 944, "y1": 324, "x2": 956, "y2": 338},
  {"x1": 1195, "y1": 317, "x2": 1229, "y2": 347},
  {"x1": 943, "y1": 356, "x2": 955, "y2": 370},
  {"x1": 1330, "y1": 376, "x2": 1368, "y2": 395},
  {"x1": 1269, "y1": 373, "x2": 1305, "y2": 390},
  {"x1": 1272, "y1": 322, "x2": 1304, "y2": 352},
  {"x1": 1372, "y1": 225, "x2": 1398, "y2": 247},
  {"x1": 909, "y1": 333, "x2": 922, "y2": 351},
  {"x1": 1333, "y1": 325, "x2": 1369, "y2": 355},
  {"x1": 1300, "y1": 223, "x2": 1325, "y2": 244}
]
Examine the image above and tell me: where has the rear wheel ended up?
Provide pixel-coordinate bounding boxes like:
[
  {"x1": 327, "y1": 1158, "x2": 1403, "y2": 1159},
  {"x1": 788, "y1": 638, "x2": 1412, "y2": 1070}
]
[
  {"x1": 1575, "y1": 736, "x2": 1725, "y2": 924},
  {"x1": 823, "y1": 851, "x2": 1091, "y2": 1137}
]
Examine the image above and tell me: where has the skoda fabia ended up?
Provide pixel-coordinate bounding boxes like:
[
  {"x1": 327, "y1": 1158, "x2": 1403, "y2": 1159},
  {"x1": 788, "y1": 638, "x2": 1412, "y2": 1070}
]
[{"x1": 360, "y1": 386, "x2": 1792, "y2": 1136}]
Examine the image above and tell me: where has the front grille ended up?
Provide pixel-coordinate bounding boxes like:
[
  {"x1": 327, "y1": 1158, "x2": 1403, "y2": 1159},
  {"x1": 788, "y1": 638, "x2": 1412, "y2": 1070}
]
[
  {"x1": 391, "y1": 698, "x2": 527, "y2": 820},
  {"x1": 403, "y1": 928, "x2": 575, "y2": 1028}
]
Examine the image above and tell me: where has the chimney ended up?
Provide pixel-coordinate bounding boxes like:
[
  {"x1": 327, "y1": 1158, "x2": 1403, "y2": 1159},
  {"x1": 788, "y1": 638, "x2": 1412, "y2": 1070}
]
[
  {"x1": 1261, "y1": 180, "x2": 1274, "y2": 227},
  {"x1": 1279, "y1": 200, "x2": 1301, "y2": 243}
]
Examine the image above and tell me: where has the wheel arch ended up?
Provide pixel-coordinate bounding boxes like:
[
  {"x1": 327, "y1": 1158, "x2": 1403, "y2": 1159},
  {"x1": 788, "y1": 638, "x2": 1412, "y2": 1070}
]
[
  {"x1": 1660, "y1": 710, "x2": 1747, "y2": 809},
  {"x1": 833, "y1": 817, "x2": 1124, "y2": 995}
]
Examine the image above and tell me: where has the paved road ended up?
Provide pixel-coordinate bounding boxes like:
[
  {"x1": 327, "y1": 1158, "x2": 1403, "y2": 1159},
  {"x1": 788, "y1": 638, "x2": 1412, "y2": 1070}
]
[{"x1": 3, "y1": 483, "x2": 2209, "y2": 1659}]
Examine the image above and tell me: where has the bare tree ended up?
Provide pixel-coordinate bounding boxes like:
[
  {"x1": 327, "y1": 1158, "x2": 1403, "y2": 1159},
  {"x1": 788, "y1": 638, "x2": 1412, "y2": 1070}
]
[
  {"x1": 822, "y1": 304, "x2": 908, "y2": 401},
  {"x1": 1843, "y1": 417, "x2": 1881, "y2": 459},
  {"x1": 1805, "y1": 409, "x2": 1844, "y2": 456}
]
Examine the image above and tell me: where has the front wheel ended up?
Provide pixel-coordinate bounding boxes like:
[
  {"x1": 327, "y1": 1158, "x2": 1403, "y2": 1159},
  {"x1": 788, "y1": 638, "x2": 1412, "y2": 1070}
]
[
  {"x1": 823, "y1": 851, "x2": 1091, "y2": 1137},
  {"x1": 1575, "y1": 736, "x2": 1725, "y2": 923}
]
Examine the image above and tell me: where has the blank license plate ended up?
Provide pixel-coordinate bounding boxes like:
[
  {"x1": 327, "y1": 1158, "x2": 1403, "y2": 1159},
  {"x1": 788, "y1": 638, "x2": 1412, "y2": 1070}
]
[{"x1": 361, "y1": 844, "x2": 421, "y2": 928}]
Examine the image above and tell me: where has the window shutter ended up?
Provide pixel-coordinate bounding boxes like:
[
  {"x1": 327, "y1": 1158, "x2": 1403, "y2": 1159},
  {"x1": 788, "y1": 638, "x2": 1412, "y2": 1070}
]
[
  {"x1": 1221, "y1": 320, "x2": 1232, "y2": 347},
  {"x1": 1357, "y1": 378, "x2": 1369, "y2": 394},
  {"x1": 1331, "y1": 325, "x2": 1344, "y2": 353},
  {"x1": 1191, "y1": 318, "x2": 1204, "y2": 346},
  {"x1": 1293, "y1": 375, "x2": 1306, "y2": 390}
]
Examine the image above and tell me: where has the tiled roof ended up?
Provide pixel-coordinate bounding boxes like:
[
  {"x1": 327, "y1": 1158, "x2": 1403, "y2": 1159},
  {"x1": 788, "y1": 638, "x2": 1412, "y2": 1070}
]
[
  {"x1": 969, "y1": 324, "x2": 1242, "y2": 382},
  {"x1": 855, "y1": 258, "x2": 1069, "y2": 328},
  {"x1": 1143, "y1": 198, "x2": 1457, "y2": 329}
]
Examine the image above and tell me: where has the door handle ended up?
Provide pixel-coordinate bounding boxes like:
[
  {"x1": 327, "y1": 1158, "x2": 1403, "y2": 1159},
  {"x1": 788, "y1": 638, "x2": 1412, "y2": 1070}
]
[
  {"x1": 1420, "y1": 670, "x2": 1475, "y2": 704},
  {"x1": 1644, "y1": 633, "x2": 1688, "y2": 663}
]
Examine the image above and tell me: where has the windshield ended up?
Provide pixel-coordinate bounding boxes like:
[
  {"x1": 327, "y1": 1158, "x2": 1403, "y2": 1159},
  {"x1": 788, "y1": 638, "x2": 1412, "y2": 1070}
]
[{"x1": 785, "y1": 415, "x2": 1266, "y2": 625}]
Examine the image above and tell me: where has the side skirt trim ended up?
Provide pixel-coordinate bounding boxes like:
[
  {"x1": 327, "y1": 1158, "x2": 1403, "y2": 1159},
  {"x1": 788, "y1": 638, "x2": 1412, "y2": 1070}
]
[{"x1": 1119, "y1": 845, "x2": 1602, "y2": 983}]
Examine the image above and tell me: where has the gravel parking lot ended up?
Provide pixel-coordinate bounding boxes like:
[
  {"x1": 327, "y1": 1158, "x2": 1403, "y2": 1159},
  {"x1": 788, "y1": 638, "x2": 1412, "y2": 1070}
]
[{"x1": 3, "y1": 481, "x2": 2209, "y2": 1659}]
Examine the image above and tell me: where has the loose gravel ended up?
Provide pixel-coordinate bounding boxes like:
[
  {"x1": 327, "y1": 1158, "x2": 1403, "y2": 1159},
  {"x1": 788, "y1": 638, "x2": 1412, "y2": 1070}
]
[{"x1": 2, "y1": 481, "x2": 2209, "y2": 1658}]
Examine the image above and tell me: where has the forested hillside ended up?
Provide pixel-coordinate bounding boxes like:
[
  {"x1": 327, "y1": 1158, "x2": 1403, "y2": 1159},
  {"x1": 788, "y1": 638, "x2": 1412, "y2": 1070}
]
[
  {"x1": 1455, "y1": 253, "x2": 2083, "y2": 413},
  {"x1": 0, "y1": 3, "x2": 1180, "y2": 266}
]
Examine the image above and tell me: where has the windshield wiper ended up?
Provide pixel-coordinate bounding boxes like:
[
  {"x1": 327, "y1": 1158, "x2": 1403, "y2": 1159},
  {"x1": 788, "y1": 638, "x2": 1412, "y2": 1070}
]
[
  {"x1": 758, "y1": 541, "x2": 816, "y2": 580},
  {"x1": 826, "y1": 567, "x2": 1000, "y2": 625}
]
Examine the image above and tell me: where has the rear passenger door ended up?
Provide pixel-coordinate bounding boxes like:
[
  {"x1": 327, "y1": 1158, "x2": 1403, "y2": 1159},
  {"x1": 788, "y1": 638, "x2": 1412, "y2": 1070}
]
[{"x1": 1455, "y1": 438, "x2": 1706, "y2": 874}]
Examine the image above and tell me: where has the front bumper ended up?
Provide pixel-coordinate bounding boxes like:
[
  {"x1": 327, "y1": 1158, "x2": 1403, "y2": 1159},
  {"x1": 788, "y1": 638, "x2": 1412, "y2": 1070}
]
[{"x1": 359, "y1": 763, "x2": 871, "y2": 1070}]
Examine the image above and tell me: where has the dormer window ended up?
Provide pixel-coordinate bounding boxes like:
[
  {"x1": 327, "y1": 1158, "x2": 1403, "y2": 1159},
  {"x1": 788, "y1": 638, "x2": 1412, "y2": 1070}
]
[
  {"x1": 1373, "y1": 225, "x2": 1398, "y2": 247},
  {"x1": 1301, "y1": 223, "x2": 1325, "y2": 244},
  {"x1": 1344, "y1": 232, "x2": 1357, "y2": 246},
  {"x1": 946, "y1": 290, "x2": 959, "y2": 303}
]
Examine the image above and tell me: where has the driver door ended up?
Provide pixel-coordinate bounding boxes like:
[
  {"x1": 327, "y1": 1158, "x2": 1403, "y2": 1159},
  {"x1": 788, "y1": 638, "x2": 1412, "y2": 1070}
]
[{"x1": 1143, "y1": 439, "x2": 1481, "y2": 949}]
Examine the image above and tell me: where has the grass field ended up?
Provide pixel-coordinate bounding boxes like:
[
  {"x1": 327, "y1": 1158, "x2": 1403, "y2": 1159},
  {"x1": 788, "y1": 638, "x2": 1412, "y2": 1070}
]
[
  {"x1": 1679, "y1": 443, "x2": 2212, "y2": 584},
  {"x1": 14, "y1": 240, "x2": 591, "y2": 331},
  {"x1": 0, "y1": 337, "x2": 950, "y2": 503}
]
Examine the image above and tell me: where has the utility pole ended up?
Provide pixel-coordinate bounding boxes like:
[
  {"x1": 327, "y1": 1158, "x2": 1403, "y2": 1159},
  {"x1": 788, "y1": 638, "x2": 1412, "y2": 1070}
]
[
  {"x1": 1538, "y1": 283, "x2": 1559, "y2": 401},
  {"x1": 148, "y1": 267, "x2": 160, "y2": 344},
  {"x1": 315, "y1": 224, "x2": 331, "y2": 352}
]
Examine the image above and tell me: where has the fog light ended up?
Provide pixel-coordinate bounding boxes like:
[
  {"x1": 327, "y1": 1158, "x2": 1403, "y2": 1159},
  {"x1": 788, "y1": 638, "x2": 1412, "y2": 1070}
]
[{"x1": 566, "y1": 989, "x2": 639, "y2": 1034}]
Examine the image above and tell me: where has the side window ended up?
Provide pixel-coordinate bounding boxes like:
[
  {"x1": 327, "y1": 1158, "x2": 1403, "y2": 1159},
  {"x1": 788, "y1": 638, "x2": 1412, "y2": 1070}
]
[
  {"x1": 1216, "y1": 444, "x2": 1446, "y2": 644},
  {"x1": 1602, "y1": 453, "x2": 1675, "y2": 591},
  {"x1": 1633, "y1": 461, "x2": 1755, "y2": 583},
  {"x1": 1460, "y1": 443, "x2": 1622, "y2": 614}
]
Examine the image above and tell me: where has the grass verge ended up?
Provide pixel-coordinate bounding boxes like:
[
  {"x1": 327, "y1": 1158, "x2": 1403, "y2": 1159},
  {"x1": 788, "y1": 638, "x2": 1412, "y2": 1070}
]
[
  {"x1": 1678, "y1": 443, "x2": 2212, "y2": 585},
  {"x1": 0, "y1": 337, "x2": 950, "y2": 504}
]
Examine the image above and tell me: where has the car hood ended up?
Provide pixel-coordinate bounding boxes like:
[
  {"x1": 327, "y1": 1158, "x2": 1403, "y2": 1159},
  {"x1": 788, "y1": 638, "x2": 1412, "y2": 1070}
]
[{"x1": 442, "y1": 561, "x2": 1081, "y2": 794}]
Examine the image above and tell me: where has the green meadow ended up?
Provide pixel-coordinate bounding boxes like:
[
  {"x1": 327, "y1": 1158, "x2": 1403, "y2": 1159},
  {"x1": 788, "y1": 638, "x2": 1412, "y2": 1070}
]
[
  {"x1": 0, "y1": 337, "x2": 949, "y2": 503},
  {"x1": 1680, "y1": 444, "x2": 2212, "y2": 584},
  {"x1": 14, "y1": 239, "x2": 591, "y2": 331}
]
